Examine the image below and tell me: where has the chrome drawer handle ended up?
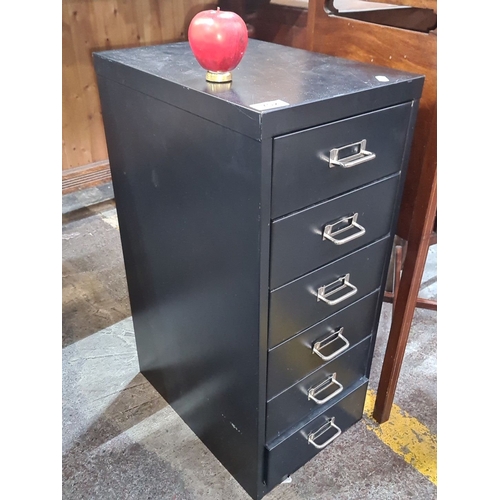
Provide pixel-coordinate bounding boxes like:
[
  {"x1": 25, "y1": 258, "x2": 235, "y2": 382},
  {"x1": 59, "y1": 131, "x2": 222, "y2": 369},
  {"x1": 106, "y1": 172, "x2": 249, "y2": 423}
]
[
  {"x1": 313, "y1": 327, "x2": 350, "y2": 361},
  {"x1": 329, "y1": 139, "x2": 376, "y2": 169},
  {"x1": 323, "y1": 213, "x2": 366, "y2": 245},
  {"x1": 317, "y1": 274, "x2": 357, "y2": 306},
  {"x1": 308, "y1": 373, "x2": 344, "y2": 405},
  {"x1": 307, "y1": 418, "x2": 342, "y2": 449}
]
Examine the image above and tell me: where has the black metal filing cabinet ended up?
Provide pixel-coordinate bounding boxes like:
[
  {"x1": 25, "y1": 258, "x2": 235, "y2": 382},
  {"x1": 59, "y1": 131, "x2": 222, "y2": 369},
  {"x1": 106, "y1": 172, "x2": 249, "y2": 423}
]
[{"x1": 94, "y1": 40, "x2": 423, "y2": 500}]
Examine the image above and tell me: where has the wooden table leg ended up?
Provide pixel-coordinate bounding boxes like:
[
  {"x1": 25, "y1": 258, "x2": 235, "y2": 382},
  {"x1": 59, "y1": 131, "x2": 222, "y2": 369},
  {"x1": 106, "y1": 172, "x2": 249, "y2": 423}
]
[
  {"x1": 373, "y1": 110, "x2": 437, "y2": 424},
  {"x1": 374, "y1": 174, "x2": 437, "y2": 423}
]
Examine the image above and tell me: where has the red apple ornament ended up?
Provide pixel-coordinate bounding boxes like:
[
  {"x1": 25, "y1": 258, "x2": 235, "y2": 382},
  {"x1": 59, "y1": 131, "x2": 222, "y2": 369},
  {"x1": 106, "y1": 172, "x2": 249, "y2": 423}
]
[{"x1": 188, "y1": 7, "x2": 248, "y2": 83}]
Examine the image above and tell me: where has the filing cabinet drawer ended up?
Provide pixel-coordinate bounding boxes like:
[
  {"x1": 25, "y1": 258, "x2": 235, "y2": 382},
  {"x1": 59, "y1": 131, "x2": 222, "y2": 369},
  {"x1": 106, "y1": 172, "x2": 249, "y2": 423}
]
[
  {"x1": 265, "y1": 380, "x2": 368, "y2": 490},
  {"x1": 271, "y1": 102, "x2": 412, "y2": 219},
  {"x1": 266, "y1": 337, "x2": 371, "y2": 441},
  {"x1": 270, "y1": 175, "x2": 400, "y2": 289},
  {"x1": 267, "y1": 290, "x2": 379, "y2": 389},
  {"x1": 268, "y1": 237, "x2": 390, "y2": 347}
]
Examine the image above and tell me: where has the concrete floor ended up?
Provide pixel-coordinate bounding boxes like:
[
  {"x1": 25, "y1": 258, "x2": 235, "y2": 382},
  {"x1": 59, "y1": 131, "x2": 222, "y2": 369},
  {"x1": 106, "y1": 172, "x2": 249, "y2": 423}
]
[{"x1": 62, "y1": 186, "x2": 437, "y2": 499}]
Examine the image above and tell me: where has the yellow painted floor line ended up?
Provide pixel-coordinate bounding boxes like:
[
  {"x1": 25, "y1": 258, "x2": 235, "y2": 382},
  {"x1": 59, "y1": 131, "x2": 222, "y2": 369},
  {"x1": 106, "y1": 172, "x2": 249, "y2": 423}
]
[{"x1": 363, "y1": 388, "x2": 437, "y2": 485}]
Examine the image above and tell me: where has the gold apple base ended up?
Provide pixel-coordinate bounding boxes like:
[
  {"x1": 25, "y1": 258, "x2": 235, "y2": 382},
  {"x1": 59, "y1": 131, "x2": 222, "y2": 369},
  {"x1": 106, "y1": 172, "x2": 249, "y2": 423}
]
[
  {"x1": 206, "y1": 71, "x2": 232, "y2": 83},
  {"x1": 206, "y1": 82, "x2": 232, "y2": 92}
]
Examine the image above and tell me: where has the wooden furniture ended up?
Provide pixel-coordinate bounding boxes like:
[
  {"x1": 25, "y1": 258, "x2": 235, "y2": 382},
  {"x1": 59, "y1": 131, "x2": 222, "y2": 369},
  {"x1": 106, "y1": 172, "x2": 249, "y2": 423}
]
[
  {"x1": 384, "y1": 222, "x2": 437, "y2": 314},
  {"x1": 235, "y1": 0, "x2": 437, "y2": 49},
  {"x1": 322, "y1": 0, "x2": 436, "y2": 32},
  {"x1": 94, "y1": 40, "x2": 423, "y2": 498},
  {"x1": 306, "y1": 0, "x2": 437, "y2": 424}
]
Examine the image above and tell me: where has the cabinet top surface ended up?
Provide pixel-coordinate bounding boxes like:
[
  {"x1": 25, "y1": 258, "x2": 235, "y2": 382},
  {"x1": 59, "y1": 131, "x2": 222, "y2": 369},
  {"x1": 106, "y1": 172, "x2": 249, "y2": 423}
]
[{"x1": 94, "y1": 39, "x2": 423, "y2": 139}]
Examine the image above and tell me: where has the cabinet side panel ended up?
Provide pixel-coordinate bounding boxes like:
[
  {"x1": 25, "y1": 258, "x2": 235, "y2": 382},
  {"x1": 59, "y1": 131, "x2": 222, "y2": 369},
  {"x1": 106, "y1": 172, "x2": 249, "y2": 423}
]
[{"x1": 97, "y1": 76, "x2": 263, "y2": 499}]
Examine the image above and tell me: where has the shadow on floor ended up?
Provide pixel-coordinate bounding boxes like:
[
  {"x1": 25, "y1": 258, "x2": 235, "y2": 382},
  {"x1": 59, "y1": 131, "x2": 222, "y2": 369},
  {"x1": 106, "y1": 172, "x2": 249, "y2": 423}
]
[{"x1": 62, "y1": 202, "x2": 130, "y2": 347}]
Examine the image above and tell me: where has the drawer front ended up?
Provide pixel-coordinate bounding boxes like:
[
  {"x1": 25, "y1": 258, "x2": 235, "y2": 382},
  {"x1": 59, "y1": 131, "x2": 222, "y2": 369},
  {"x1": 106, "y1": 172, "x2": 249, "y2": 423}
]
[
  {"x1": 271, "y1": 102, "x2": 412, "y2": 219},
  {"x1": 265, "y1": 380, "x2": 368, "y2": 490},
  {"x1": 270, "y1": 175, "x2": 400, "y2": 289},
  {"x1": 266, "y1": 337, "x2": 371, "y2": 441},
  {"x1": 268, "y1": 237, "x2": 390, "y2": 347},
  {"x1": 267, "y1": 290, "x2": 379, "y2": 392}
]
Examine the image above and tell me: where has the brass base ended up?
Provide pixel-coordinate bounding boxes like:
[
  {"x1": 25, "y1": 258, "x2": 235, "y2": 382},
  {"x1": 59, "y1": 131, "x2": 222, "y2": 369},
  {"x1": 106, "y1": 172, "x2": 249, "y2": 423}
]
[
  {"x1": 206, "y1": 82, "x2": 232, "y2": 92},
  {"x1": 206, "y1": 71, "x2": 232, "y2": 83}
]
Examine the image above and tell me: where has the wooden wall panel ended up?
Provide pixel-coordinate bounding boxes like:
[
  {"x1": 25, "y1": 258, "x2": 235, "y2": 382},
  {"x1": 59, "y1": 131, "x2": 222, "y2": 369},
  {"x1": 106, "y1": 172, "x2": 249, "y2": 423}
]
[{"x1": 62, "y1": 0, "x2": 215, "y2": 193}]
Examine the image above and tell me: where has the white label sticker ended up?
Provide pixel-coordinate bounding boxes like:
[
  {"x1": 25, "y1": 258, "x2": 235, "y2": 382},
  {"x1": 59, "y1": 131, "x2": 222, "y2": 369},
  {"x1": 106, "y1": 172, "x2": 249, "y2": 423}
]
[
  {"x1": 376, "y1": 75, "x2": 390, "y2": 82},
  {"x1": 249, "y1": 99, "x2": 290, "y2": 111}
]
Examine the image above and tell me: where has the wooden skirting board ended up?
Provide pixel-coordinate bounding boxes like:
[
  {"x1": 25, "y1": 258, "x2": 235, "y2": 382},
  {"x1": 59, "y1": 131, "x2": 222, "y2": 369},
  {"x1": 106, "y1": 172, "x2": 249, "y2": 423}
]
[{"x1": 62, "y1": 161, "x2": 111, "y2": 195}]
